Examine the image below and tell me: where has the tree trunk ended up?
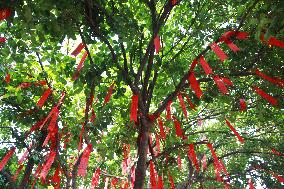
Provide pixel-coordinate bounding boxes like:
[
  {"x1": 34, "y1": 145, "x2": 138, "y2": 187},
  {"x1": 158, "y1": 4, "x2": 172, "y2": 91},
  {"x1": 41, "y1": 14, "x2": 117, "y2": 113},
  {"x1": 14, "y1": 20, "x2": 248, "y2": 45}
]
[{"x1": 134, "y1": 117, "x2": 150, "y2": 189}]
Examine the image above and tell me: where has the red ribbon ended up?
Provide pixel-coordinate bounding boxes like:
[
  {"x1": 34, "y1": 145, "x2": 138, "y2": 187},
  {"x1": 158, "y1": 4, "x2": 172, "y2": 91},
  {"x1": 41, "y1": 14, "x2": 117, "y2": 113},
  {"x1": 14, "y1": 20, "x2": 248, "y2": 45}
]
[
  {"x1": 221, "y1": 31, "x2": 249, "y2": 40},
  {"x1": 155, "y1": 134, "x2": 161, "y2": 155},
  {"x1": 103, "y1": 83, "x2": 115, "y2": 106},
  {"x1": 252, "y1": 86, "x2": 278, "y2": 106},
  {"x1": 42, "y1": 108, "x2": 59, "y2": 148},
  {"x1": 130, "y1": 165, "x2": 135, "y2": 188},
  {"x1": 219, "y1": 159, "x2": 229, "y2": 177},
  {"x1": 172, "y1": 116, "x2": 184, "y2": 138},
  {"x1": 271, "y1": 148, "x2": 284, "y2": 157},
  {"x1": 90, "y1": 108, "x2": 96, "y2": 123},
  {"x1": 188, "y1": 144, "x2": 200, "y2": 172},
  {"x1": 31, "y1": 164, "x2": 42, "y2": 189},
  {"x1": 51, "y1": 166, "x2": 61, "y2": 189},
  {"x1": 188, "y1": 72, "x2": 203, "y2": 99},
  {"x1": 260, "y1": 35, "x2": 284, "y2": 48},
  {"x1": 0, "y1": 147, "x2": 15, "y2": 171},
  {"x1": 207, "y1": 143, "x2": 222, "y2": 182},
  {"x1": 224, "y1": 39, "x2": 240, "y2": 52},
  {"x1": 5, "y1": 73, "x2": 10, "y2": 83},
  {"x1": 91, "y1": 167, "x2": 100, "y2": 189},
  {"x1": 40, "y1": 151, "x2": 56, "y2": 181},
  {"x1": 78, "y1": 144, "x2": 93, "y2": 177},
  {"x1": 221, "y1": 77, "x2": 233, "y2": 86},
  {"x1": 177, "y1": 93, "x2": 188, "y2": 119},
  {"x1": 213, "y1": 75, "x2": 229, "y2": 94},
  {"x1": 110, "y1": 178, "x2": 119, "y2": 188},
  {"x1": 248, "y1": 178, "x2": 255, "y2": 189},
  {"x1": 158, "y1": 117, "x2": 166, "y2": 140},
  {"x1": 255, "y1": 69, "x2": 284, "y2": 87},
  {"x1": 72, "y1": 51, "x2": 88, "y2": 80},
  {"x1": 239, "y1": 99, "x2": 247, "y2": 111},
  {"x1": 0, "y1": 8, "x2": 11, "y2": 20},
  {"x1": 185, "y1": 94, "x2": 196, "y2": 110},
  {"x1": 157, "y1": 175, "x2": 164, "y2": 189},
  {"x1": 12, "y1": 164, "x2": 24, "y2": 181},
  {"x1": 0, "y1": 37, "x2": 6, "y2": 43},
  {"x1": 225, "y1": 120, "x2": 244, "y2": 143},
  {"x1": 149, "y1": 160, "x2": 157, "y2": 189},
  {"x1": 168, "y1": 171, "x2": 175, "y2": 189},
  {"x1": 130, "y1": 94, "x2": 139, "y2": 122},
  {"x1": 189, "y1": 59, "x2": 198, "y2": 71},
  {"x1": 171, "y1": 0, "x2": 177, "y2": 6},
  {"x1": 166, "y1": 100, "x2": 172, "y2": 120},
  {"x1": 154, "y1": 35, "x2": 161, "y2": 54},
  {"x1": 71, "y1": 43, "x2": 85, "y2": 56},
  {"x1": 18, "y1": 144, "x2": 32, "y2": 164},
  {"x1": 202, "y1": 154, "x2": 207, "y2": 170},
  {"x1": 199, "y1": 56, "x2": 213, "y2": 75},
  {"x1": 37, "y1": 88, "x2": 52, "y2": 108},
  {"x1": 210, "y1": 42, "x2": 228, "y2": 62}
]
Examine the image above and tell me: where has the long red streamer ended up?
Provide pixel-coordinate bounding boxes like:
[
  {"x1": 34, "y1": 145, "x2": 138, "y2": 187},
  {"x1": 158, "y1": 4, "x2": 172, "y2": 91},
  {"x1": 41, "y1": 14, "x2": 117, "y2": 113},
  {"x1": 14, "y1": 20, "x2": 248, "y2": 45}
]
[
  {"x1": 5, "y1": 73, "x2": 10, "y2": 83},
  {"x1": 158, "y1": 117, "x2": 166, "y2": 140},
  {"x1": 221, "y1": 77, "x2": 233, "y2": 86},
  {"x1": 225, "y1": 120, "x2": 244, "y2": 143},
  {"x1": 169, "y1": 171, "x2": 175, "y2": 189},
  {"x1": 224, "y1": 39, "x2": 240, "y2": 52},
  {"x1": 189, "y1": 59, "x2": 198, "y2": 71},
  {"x1": 103, "y1": 83, "x2": 115, "y2": 106},
  {"x1": 213, "y1": 75, "x2": 229, "y2": 94},
  {"x1": 72, "y1": 51, "x2": 88, "y2": 80},
  {"x1": 239, "y1": 98, "x2": 247, "y2": 111},
  {"x1": 0, "y1": 147, "x2": 15, "y2": 171},
  {"x1": 177, "y1": 93, "x2": 188, "y2": 119},
  {"x1": 12, "y1": 164, "x2": 24, "y2": 181},
  {"x1": 255, "y1": 69, "x2": 284, "y2": 87},
  {"x1": 202, "y1": 154, "x2": 207, "y2": 170},
  {"x1": 185, "y1": 94, "x2": 196, "y2": 110},
  {"x1": 130, "y1": 94, "x2": 139, "y2": 122},
  {"x1": 210, "y1": 42, "x2": 228, "y2": 62},
  {"x1": 260, "y1": 35, "x2": 284, "y2": 48},
  {"x1": 157, "y1": 175, "x2": 164, "y2": 189},
  {"x1": 207, "y1": 143, "x2": 222, "y2": 181},
  {"x1": 40, "y1": 151, "x2": 56, "y2": 180},
  {"x1": 0, "y1": 8, "x2": 11, "y2": 20},
  {"x1": 149, "y1": 160, "x2": 157, "y2": 189},
  {"x1": 78, "y1": 144, "x2": 93, "y2": 177},
  {"x1": 154, "y1": 35, "x2": 161, "y2": 54},
  {"x1": 172, "y1": 116, "x2": 183, "y2": 138},
  {"x1": 199, "y1": 56, "x2": 213, "y2": 75},
  {"x1": 166, "y1": 100, "x2": 172, "y2": 120},
  {"x1": 37, "y1": 88, "x2": 52, "y2": 108},
  {"x1": 271, "y1": 148, "x2": 284, "y2": 157},
  {"x1": 248, "y1": 178, "x2": 255, "y2": 189},
  {"x1": 253, "y1": 86, "x2": 278, "y2": 106},
  {"x1": 91, "y1": 167, "x2": 100, "y2": 189},
  {"x1": 177, "y1": 153, "x2": 182, "y2": 170},
  {"x1": 188, "y1": 144, "x2": 200, "y2": 172},
  {"x1": 71, "y1": 43, "x2": 85, "y2": 56},
  {"x1": 188, "y1": 72, "x2": 203, "y2": 99}
]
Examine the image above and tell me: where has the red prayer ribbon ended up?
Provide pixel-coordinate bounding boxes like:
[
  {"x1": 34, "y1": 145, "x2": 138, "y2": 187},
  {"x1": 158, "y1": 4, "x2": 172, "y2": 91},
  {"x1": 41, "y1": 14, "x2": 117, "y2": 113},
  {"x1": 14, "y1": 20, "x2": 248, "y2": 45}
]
[
  {"x1": 154, "y1": 35, "x2": 161, "y2": 54},
  {"x1": 72, "y1": 51, "x2": 88, "y2": 80},
  {"x1": 0, "y1": 147, "x2": 15, "y2": 171},
  {"x1": 239, "y1": 98, "x2": 247, "y2": 111},
  {"x1": 224, "y1": 39, "x2": 240, "y2": 52},
  {"x1": 255, "y1": 69, "x2": 284, "y2": 87},
  {"x1": 166, "y1": 100, "x2": 172, "y2": 120},
  {"x1": 225, "y1": 119, "x2": 244, "y2": 143},
  {"x1": 40, "y1": 151, "x2": 56, "y2": 181},
  {"x1": 155, "y1": 134, "x2": 161, "y2": 155},
  {"x1": 110, "y1": 178, "x2": 119, "y2": 188},
  {"x1": 131, "y1": 165, "x2": 135, "y2": 188},
  {"x1": 202, "y1": 154, "x2": 207, "y2": 170},
  {"x1": 158, "y1": 117, "x2": 166, "y2": 140},
  {"x1": 149, "y1": 160, "x2": 157, "y2": 189},
  {"x1": 260, "y1": 35, "x2": 284, "y2": 48},
  {"x1": 37, "y1": 88, "x2": 52, "y2": 108},
  {"x1": 71, "y1": 43, "x2": 85, "y2": 56},
  {"x1": 157, "y1": 174, "x2": 164, "y2": 189},
  {"x1": 103, "y1": 83, "x2": 115, "y2": 106},
  {"x1": 168, "y1": 171, "x2": 175, "y2": 189},
  {"x1": 188, "y1": 72, "x2": 203, "y2": 99},
  {"x1": 248, "y1": 178, "x2": 255, "y2": 189},
  {"x1": 0, "y1": 8, "x2": 11, "y2": 20},
  {"x1": 12, "y1": 164, "x2": 24, "y2": 181},
  {"x1": 171, "y1": 0, "x2": 177, "y2": 6},
  {"x1": 207, "y1": 143, "x2": 222, "y2": 182},
  {"x1": 199, "y1": 56, "x2": 213, "y2": 75},
  {"x1": 130, "y1": 94, "x2": 139, "y2": 122},
  {"x1": 271, "y1": 148, "x2": 284, "y2": 157},
  {"x1": 210, "y1": 42, "x2": 228, "y2": 62},
  {"x1": 177, "y1": 93, "x2": 188, "y2": 119},
  {"x1": 0, "y1": 37, "x2": 6, "y2": 43},
  {"x1": 221, "y1": 77, "x2": 233, "y2": 86},
  {"x1": 5, "y1": 73, "x2": 10, "y2": 83},
  {"x1": 78, "y1": 144, "x2": 93, "y2": 177},
  {"x1": 188, "y1": 144, "x2": 200, "y2": 172},
  {"x1": 221, "y1": 31, "x2": 249, "y2": 40},
  {"x1": 189, "y1": 59, "x2": 198, "y2": 71},
  {"x1": 252, "y1": 86, "x2": 278, "y2": 106},
  {"x1": 185, "y1": 94, "x2": 196, "y2": 110},
  {"x1": 172, "y1": 116, "x2": 183, "y2": 138},
  {"x1": 213, "y1": 75, "x2": 229, "y2": 94},
  {"x1": 91, "y1": 167, "x2": 100, "y2": 189}
]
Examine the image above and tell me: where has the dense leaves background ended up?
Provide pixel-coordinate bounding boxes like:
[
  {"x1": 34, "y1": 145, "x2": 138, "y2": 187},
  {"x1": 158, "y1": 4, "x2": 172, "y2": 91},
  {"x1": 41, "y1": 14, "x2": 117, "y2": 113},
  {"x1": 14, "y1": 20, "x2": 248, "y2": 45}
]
[{"x1": 0, "y1": 0, "x2": 283, "y2": 188}]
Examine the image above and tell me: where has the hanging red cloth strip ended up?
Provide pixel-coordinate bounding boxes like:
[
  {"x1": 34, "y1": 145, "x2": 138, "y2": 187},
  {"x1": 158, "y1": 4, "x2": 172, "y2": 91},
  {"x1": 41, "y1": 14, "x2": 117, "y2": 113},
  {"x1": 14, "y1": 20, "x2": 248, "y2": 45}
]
[
  {"x1": 131, "y1": 165, "x2": 136, "y2": 188},
  {"x1": 155, "y1": 134, "x2": 161, "y2": 155},
  {"x1": 91, "y1": 167, "x2": 100, "y2": 189},
  {"x1": 177, "y1": 153, "x2": 182, "y2": 170},
  {"x1": 202, "y1": 154, "x2": 207, "y2": 170},
  {"x1": 239, "y1": 99, "x2": 247, "y2": 111},
  {"x1": 71, "y1": 43, "x2": 85, "y2": 56},
  {"x1": 207, "y1": 143, "x2": 222, "y2": 182},
  {"x1": 31, "y1": 164, "x2": 42, "y2": 189},
  {"x1": 252, "y1": 86, "x2": 278, "y2": 106},
  {"x1": 5, "y1": 73, "x2": 10, "y2": 83},
  {"x1": 103, "y1": 83, "x2": 115, "y2": 106},
  {"x1": 255, "y1": 69, "x2": 284, "y2": 87},
  {"x1": 0, "y1": 37, "x2": 6, "y2": 43},
  {"x1": 78, "y1": 144, "x2": 93, "y2": 177},
  {"x1": 90, "y1": 108, "x2": 96, "y2": 123},
  {"x1": 12, "y1": 164, "x2": 24, "y2": 181},
  {"x1": 0, "y1": 8, "x2": 11, "y2": 20},
  {"x1": 40, "y1": 151, "x2": 56, "y2": 180},
  {"x1": 72, "y1": 51, "x2": 88, "y2": 80},
  {"x1": 260, "y1": 35, "x2": 284, "y2": 48},
  {"x1": 157, "y1": 117, "x2": 166, "y2": 140},
  {"x1": 171, "y1": 0, "x2": 177, "y2": 6},
  {"x1": 271, "y1": 148, "x2": 284, "y2": 157},
  {"x1": 172, "y1": 116, "x2": 183, "y2": 138},
  {"x1": 199, "y1": 56, "x2": 213, "y2": 75},
  {"x1": 154, "y1": 35, "x2": 161, "y2": 54},
  {"x1": 185, "y1": 94, "x2": 196, "y2": 110},
  {"x1": 219, "y1": 159, "x2": 229, "y2": 177},
  {"x1": 188, "y1": 144, "x2": 200, "y2": 172},
  {"x1": 248, "y1": 178, "x2": 255, "y2": 189},
  {"x1": 225, "y1": 120, "x2": 244, "y2": 143},
  {"x1": 224, "y1": 39, "x2": 240, "y2": 52},
  {"x1": 0, "y1": 147, "x2": 15, "y2": 171},
  {"x1": 213, "y1": 75, "x2": 229, "y2": 94},
  {"x1": 111, "y1": 178, "x2": 119, "y2": 188},
  {"x1": 177, "y1": 93, "x2": 188, "y2": 119},
  {"x1": 149, "y1": 160, "x2": 157, "y2": 189},
  {"x1": 210, "y1": 42, "x2": 228, "y2": 62},
  {"x1": 18, "y1": 143, "x2": 32, "y2": 164},
  {"x1": 166, "y1": 100, "x2": 172, "y2": 120},
  {"x1": 130, "y1": 94, "x2": 139, "y2": 122},
  {"x1": 188, "y1": 72, "x2": 203, "y2": 99},
  {"x1": 221, "y1": 31, "x2": 249, "y2": 40},
  {"x1": 221, "y1": 77, "x2": 233, "y2": 86},
  {"x1": 157, "y1": 174, "x2": 164, "y2": 189},
  {"x1": 168, "y1": 171, "x2": 175, "y2": 189},
  {"x1": 189, "y1": 59, "x2": 198, "y2": 72},
  {"x1": 37, "y1": 88, "x2": 52, "y2": 108}
]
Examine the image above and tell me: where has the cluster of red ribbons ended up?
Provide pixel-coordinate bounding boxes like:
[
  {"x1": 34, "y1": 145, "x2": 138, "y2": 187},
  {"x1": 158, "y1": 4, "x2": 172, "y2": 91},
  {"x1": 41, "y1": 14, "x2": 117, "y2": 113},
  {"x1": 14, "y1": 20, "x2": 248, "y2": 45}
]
[
  {"x1": 0, "y1": 147, "x2": 15, "y2": 171},
  {"x1": 91, "y1": 167, "x2": 101, "y2": 188},
  {"x1": 78, "y1": 144, "x2": 93, "y2": 177}
]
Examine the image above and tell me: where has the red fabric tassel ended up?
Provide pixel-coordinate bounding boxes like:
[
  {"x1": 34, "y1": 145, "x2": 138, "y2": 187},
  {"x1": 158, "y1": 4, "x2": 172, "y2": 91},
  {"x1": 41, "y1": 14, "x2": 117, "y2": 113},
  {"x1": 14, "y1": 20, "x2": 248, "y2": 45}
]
[
  {"x1": 154, "y1": 35, "x2": 161, "y2": 54},
  {"x1": 157, "y1": 175, "x2": 164, "y2": 189},
  {"x1": 199, "y1": 56, "x2": 213, "y2": 75},
  {"x1": 189, "y1": 59, "x2": 198, "y2": 72},
  {"x1": 78, "y1": 144, "x2": 93, "y2": 177},
  {"x1": 253, "y1": 86, "x2": 278, "y2": 106},
  {"x1": 158, "y1": 117, "x2": 166, "y2": 140},
  {"x1": 149, "y1": 160, "x2": 157, "y2": 189},
  {"x1": 12, "y1": 164, "x2": 24, "y2": 181},
  {"x1": 210, "y1": 42, "x2": 228, "y2": 62},
  {"x1": 185, "y1": 94, "x2": 196, "y2": 110},
  {"x1": 271, "y1": 148, "x2": 284, "y2": 157},
  {"x1": 0, "y1": 147, "x2": 15, "y2": 171},
  {"x1": 71, "y1": 43, "x2": 85, "y2": 56},
  {"x1": 225, "y1": 120, "x2": 244, "y2": 143},
  {"x1": 90, "y1": 108, "x2": 96, "y2": 123},
  {"x1": 207, "y1": 143, "x2": 222, "y2": 182},
  {"x1": 255, "y1": 69, "x2": 283, "y2": 87},
  {"x1": 202, "y1": 154, "x2": 207, "y2": 170},
  {"x1": 248, "y1": 178, "x2": 255, "y2": 189},
  {"x1": 166, "y1": 101, "x2": 172, "y2": 120},
  {"x1": 213, "y1": 75, "x2": 229, "y2": 94},
  {"x1": 221, "y1": 31, "x2": 249, "y2": 41},
  {"x1": 172, "y1": 116, "x2": 183, "y2": 138},
  {"x1": 72, "y1": 51, "x2": 88, "y2": 80},
  {"x1": 5, "y1": 73, "x2": 10, "y2": 83},
  {"x1": 221, "y1": 77, "x2": 233, "y2": 86},
  {"x1": 188, "y1": 144, "x2": 200, "y2": 172},
  {"x1": 188, "y1": 72, "x2": 203, "y2": 99},
  {"x1": 103, "y1": 83, "x2": 115, "y2": 106},
  {"x1": 40, "y1": 151, "x2": 56, "y2": 180},
  {"x1": 0, "y1": 37, "x2": 6, "y2": 43},
  {"x1": 130, "y1": 94, "x2": 139, "y2": 122},
  {"x1": 155, "y1": 134, "x2": 161, "y2": 155},
  {"x1": 37, "y1": 88, "x2": 52, "y2": 108},
  {"x1": 91, "y1": 168, "x2": 100, "y2": 189},
  {"x1": 223, "y1": 39, "x2": 240, "y2": 52},
  {"x1": 111, "y1": 178, "x2": 119, "y2": 188},
  {"x1": 168, "y1": 172, "x2": 175, "y2": 189},
  {"x1": 0, "y1": 8, "x2": 11, "y2": 20},
  {"x1": 177, "y1": 93, "x2": 188, "y2": 119},
  {"x1": 239, "y1": 99, "x2": 247, "y2": 111},
  {"x1": 177, "y1": 153, "x2": 182, "y2": 170},
  {"x1": 260, "y1": 35, "x2": 284, "y2": 48}
]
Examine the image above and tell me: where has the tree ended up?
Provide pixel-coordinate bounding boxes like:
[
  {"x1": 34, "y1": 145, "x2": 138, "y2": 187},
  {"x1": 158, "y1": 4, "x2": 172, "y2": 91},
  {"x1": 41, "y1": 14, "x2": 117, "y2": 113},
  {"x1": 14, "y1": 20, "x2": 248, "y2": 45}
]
[{"x1": 0, "y1": 0, "x2": 283, "y2": 188}]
